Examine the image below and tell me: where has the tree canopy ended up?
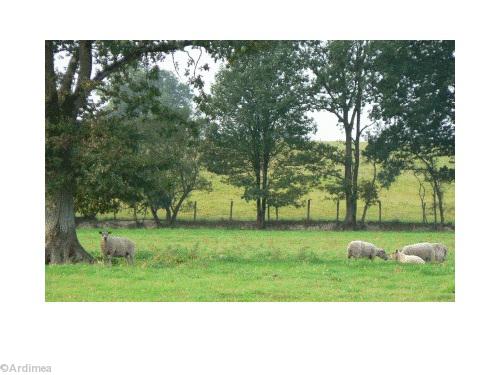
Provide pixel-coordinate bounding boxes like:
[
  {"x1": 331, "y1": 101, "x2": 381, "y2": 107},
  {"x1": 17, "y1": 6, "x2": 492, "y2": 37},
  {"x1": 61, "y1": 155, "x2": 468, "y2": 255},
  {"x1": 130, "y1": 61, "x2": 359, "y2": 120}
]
[{"x1": 203, "y1": 41, "x2": 317, "y2": 228}]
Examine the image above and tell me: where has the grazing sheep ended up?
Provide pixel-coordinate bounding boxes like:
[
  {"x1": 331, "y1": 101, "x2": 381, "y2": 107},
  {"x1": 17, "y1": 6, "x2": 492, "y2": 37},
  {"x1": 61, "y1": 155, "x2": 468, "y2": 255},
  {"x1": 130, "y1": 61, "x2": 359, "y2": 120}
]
[
  {"x1": 401, "y1": 242, "x2": 447, "y2": 263},
  {"x1": 393, "y1": 250, "x2": 425, "y2": 264},
  {"x1": 347, "y1": 240, "x2": 389, "y2": 260},
  {"x1": 99, "y1": 230, "x2": 135, "y2": 265}
]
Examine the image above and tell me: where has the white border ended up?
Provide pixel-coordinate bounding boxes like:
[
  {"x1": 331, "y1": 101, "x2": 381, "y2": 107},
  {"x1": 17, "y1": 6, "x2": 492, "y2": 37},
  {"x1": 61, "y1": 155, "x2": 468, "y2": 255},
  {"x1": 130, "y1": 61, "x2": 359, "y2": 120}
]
[{"x1": 1, "y1": 1, "x2": 499, "y2": 374}]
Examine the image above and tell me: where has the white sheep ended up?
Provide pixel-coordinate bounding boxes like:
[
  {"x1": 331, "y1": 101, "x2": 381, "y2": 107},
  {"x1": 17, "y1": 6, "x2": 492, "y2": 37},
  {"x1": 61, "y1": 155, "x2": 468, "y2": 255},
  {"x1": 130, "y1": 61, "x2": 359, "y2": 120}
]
[
  {"x1": 347, "y1": 240, "x2": 389, "y2": 260},
  {"x1": 99, "y1": 230, "x2": 135, "y2": 265},
  {"x1": 393, "y1": 250, "x2": 425, "y2": 264},
  {"x1": 401, "y1": 242, "x2": 447, "y2": 263}
]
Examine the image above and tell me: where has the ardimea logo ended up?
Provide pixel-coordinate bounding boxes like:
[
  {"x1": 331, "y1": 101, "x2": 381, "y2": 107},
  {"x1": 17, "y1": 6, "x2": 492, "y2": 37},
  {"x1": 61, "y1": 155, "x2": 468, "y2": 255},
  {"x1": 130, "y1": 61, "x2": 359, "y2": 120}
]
[{"x1": 0, "y1": 364, "x2": 51, "y2": 373}]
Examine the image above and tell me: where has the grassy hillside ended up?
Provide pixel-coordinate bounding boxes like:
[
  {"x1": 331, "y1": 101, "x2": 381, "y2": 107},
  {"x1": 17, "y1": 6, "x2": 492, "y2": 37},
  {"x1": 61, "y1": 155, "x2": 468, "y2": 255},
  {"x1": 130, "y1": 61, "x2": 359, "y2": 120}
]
[
  {"x1": 46, "y1": 228, "x2": 454, "y2": 302},
  {"x1": 93, "y1": 142, "x2": 455, "y2": 223}
]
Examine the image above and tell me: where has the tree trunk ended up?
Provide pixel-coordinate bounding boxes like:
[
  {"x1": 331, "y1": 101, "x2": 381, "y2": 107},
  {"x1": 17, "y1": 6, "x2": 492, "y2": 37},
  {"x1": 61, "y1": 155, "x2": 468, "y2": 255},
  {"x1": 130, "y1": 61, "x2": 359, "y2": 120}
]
[
  {"x1": 132, "y1": 205, "x2": 139, "y2": 225},
  {"x1": 436, "y1": 186, "x2": 445, "y2": 227},
  {"x1": 169, "y1": 210, "x2": 179, "y2": 227},
  {"x1": 169, "y1": 192, "x2": 189, "y2": 227},
  {"x1": 351, "y1": 106, "x2": 362, "y2": 228},
  {"x1": 343, "y1": 119, "x2": 356, "y2": 229},
  {"x1": 256, "y1": 199, "x2": 266, "y2": 229},
  {"x1": 166, "y1": 207, "x2": 172, "y2": 223},
  {"x1": 360, "y1": 203, "x2": 369, "y2": 225},
  {"x1": 168, "y1": 206, "x2": 180, "y2": 227},
  {"x1": 150, "y1": 206, "x2": 162, "y2": 228},
  {"x1": 430, "y1": 178, "x2": 445, "y2": 228},
  {"x1": 414, "y1": 173, "x2": 427, "y2": 224},
  {"x1": 432, "y1": 190, "x2": 438, "y2": 229},
  {"x1": 45, "y1": 188, "x2": 93, "y2": 264}
]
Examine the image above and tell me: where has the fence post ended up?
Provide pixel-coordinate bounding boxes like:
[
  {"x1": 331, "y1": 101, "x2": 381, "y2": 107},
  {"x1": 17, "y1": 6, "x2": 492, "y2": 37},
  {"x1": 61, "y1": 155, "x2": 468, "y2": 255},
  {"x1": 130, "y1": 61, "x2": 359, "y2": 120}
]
[
  {"x1": 336, "y1": 199, "x2": 340, "y2": 225},
  {"x1": 275, "y1": 206, "x2": 279, "y2": 221},
  {"x1": 307, "y1": 199, "x2": 311, "y2": 223},
  {"x1": 193, "y1": 201, "x2": 197, "y2": 222},
  {"x1": 378, "y1": 200, "x2": 382, "y2": 224},
  {"x1": 267, "y1": 205, "x2": 270, "y2": 221},
  {"x1": 229, "y1": 200, "x2": 233, "y2": 221}
]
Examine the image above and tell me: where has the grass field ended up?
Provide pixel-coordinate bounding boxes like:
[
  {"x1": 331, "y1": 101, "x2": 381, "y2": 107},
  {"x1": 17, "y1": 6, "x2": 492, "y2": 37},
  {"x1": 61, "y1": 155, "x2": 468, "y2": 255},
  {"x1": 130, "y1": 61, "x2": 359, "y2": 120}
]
[
  {"x1": 92, "y1": 143, "x2": 455, "y2": 223},
  {"x1": 46, "y1": 228, "x2": 455, "y2": 302}
]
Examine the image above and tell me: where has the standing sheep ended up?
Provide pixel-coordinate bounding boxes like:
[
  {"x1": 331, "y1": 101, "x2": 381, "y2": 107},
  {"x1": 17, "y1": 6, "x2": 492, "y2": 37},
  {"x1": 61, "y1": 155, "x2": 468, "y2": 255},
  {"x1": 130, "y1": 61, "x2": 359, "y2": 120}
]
[
  {"x1": 401, "y1": 242, "x2": 447, "y2": 263},
  {"x1": 393, "y1": 250, "x2": 425, "y2": 264},
  {"x1": 347, "y1": 240, "x2": 389, "y2": 260},
  {"x1": 99, "y1": 230, "x2": 135, "y2": 265}
]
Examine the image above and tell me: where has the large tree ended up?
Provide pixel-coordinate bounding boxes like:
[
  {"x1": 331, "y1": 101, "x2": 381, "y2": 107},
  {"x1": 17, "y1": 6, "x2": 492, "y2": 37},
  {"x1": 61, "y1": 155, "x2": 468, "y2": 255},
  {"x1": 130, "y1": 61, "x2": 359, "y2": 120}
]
[
  {"x1": 45, "y1": 40, "x2": 255, "y2": 264},
  {"x1": 365, "y1": 40, "x2": 455, "y2": 226},
  {"x1": 97, "y1": 66, "x2": 210, "y2": 227},
  {"x1": 302, "y1": 41, "x2": 377, "y2": 229},
  {"x1": 45, "y1": 41, "x2": 201, "y2": 264},
  {"x1": 203, "y1": 42, "x2": 315, "y2": 229}
]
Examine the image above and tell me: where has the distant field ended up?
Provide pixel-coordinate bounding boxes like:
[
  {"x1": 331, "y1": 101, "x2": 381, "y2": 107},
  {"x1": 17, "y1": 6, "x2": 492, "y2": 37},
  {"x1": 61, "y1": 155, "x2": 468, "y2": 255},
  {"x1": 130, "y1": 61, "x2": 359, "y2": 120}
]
[
  {"x1": 46, "y1": 228, "x2": 455, "y2": 302},
  {"x1": 90, "y1": 142, "x2": 455, "y2": 223}
]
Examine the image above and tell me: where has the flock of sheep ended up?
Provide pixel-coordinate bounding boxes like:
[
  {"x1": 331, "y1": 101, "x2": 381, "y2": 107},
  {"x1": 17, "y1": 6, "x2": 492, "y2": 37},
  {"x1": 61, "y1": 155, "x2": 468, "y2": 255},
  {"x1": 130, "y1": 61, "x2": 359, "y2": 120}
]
[
  {"x1": 98, "y1": 231, "x2": 447, "y2": 265},
  {"x1": 347, "y1": 240, "x2": 447, "y2": 264}
]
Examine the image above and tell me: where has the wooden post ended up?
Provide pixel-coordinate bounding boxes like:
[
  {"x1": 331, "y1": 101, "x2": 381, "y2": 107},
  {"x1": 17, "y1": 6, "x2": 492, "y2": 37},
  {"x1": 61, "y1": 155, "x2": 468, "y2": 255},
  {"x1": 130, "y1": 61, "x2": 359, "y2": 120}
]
[
  {"x1": 229, "y1": 200, "x2": 233, "y2": 221},
  {"x1": 275, "y1": 206, "x2": 279, "y2": 221},
  {"x1": 336, "y1": 199, "x2": 340, "y2": 225},
  {"x1": 267, "y1": 205, "x2": 270, "y2": 221},
  {"x1": 193, "y1": 201, "x2": 197, "y2": 222},
  {"x1": 307, "y1": 199, "x2": 311, "y2": 223},
  {"x1": 378, "y1": 200, "x2": 382, "y2": 224}
]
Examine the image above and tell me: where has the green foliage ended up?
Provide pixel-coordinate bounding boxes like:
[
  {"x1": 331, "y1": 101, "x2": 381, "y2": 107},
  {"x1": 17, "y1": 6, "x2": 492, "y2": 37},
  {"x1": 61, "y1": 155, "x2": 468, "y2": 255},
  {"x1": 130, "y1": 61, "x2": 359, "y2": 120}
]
[
  {"x1": 300, "y1": 41, "x2": 380, "y2": 226},
  {"x1": 75, "y1": 67, "x2": 210, "y2": 221},
  {"x1": 101, "y1": 67, "x2": 193, "y2": 120},
  {"x1": 46, "y1": 40, "x2": 248, "y2": 195},
  {"x1": 366, "y1": 40, "x2": 455, "y2": 163},
  {"x1": 75, "y1": 119, "x2": 143, "y2": 216},
  {"x1": 203, "y1": 42, "x2": 317, "y2": 221},
  {"x1": 365, "y1": 41, "x2": 455, "y2": 223},
  {"x1": 303, "y1": 40, "x2": 377, "y2": 114},
  {"x1": 358, "y1": 179, "x2": 379, "y2": 207}
]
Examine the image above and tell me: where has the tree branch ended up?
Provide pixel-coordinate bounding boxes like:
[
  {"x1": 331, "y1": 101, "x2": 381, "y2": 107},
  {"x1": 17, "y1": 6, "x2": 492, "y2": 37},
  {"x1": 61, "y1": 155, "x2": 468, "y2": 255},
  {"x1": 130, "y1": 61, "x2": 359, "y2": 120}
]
[
  {"x1": 92, "y1": 40, "x2": 193, "y2": 83},
  {"x1": 75, "y1": 40, "x2": 93, "y2": 91},
  {"x1": 45, "y1": 41, "x2": 59, "y2": 121},
  {"x1": 71, "y1": 40, "x2": 93, "y2": 117},
  {"x1": 59, "y1": 47, "x2": 79, "y2": 97},
  {"x1": 360, "y1": 121, "x2": 376, "y2": 134}
]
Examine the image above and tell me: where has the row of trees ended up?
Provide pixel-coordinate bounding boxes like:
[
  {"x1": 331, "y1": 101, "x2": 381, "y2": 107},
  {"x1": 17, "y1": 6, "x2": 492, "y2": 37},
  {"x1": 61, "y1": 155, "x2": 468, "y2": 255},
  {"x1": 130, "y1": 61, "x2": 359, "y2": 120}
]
[
  {"x1": 45, "y1": 40, "x2": 454, "y2": 264},
  {"x1": 75, "y1": 67, "x2": 211, "y2": 227}
]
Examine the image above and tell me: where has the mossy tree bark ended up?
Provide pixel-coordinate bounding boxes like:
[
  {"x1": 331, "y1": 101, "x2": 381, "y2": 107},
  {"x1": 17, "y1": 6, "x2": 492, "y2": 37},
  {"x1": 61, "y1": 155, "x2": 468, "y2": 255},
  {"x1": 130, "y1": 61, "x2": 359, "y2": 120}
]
[{"x1": 45, "y1": 189, "x2": 93, "y2": 264}]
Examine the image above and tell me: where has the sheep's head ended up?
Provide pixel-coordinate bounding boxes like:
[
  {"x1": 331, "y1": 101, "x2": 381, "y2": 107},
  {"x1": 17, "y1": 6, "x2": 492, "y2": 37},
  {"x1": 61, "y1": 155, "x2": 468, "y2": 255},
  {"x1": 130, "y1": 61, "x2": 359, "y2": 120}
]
[
  {"x1": 376, "y1": 249, "x2": 389, "y2": 260},
  {"x1": 99, "y1": 230, "x2": 112, "y2": 240},
  {"x1": 392, "y1": 250, "x2": 401, "y2": 261}
]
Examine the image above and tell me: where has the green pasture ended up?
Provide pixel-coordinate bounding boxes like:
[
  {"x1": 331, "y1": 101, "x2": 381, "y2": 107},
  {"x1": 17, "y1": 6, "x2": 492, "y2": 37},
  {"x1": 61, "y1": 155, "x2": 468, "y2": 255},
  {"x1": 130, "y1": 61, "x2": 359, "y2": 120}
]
[
  {"x1": 91, "y1": 143, "x2": 455, "y2": 223},
  {"x1": 46, "y1": 228, "x2": 455, "y2": 302}
]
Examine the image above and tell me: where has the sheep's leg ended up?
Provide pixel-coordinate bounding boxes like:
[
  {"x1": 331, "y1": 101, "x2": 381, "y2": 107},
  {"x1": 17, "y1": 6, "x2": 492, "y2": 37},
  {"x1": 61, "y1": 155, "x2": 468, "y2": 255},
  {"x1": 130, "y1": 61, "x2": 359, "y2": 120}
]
[{"x1": 126, "y1": 254, "x2": 134, "y2": 265}]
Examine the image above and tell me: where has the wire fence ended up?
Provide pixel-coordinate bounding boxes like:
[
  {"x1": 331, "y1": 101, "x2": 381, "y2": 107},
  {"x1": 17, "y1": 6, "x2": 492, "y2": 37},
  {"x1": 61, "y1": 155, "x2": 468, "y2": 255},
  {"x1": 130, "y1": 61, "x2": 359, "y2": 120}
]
[{"x1": 76, "y1": 197, "x2": 456, "y2": 227}]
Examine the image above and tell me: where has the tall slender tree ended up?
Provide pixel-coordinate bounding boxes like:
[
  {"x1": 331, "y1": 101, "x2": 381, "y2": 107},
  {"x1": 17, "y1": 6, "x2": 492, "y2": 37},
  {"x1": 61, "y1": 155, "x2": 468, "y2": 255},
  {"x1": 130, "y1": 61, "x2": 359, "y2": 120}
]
[
  {"x1": 302, "y1": 41, "x2": 376, "y2": 229},
  {"x1": 203, "y1": 42, "x2": 315, "y2": 229}
]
